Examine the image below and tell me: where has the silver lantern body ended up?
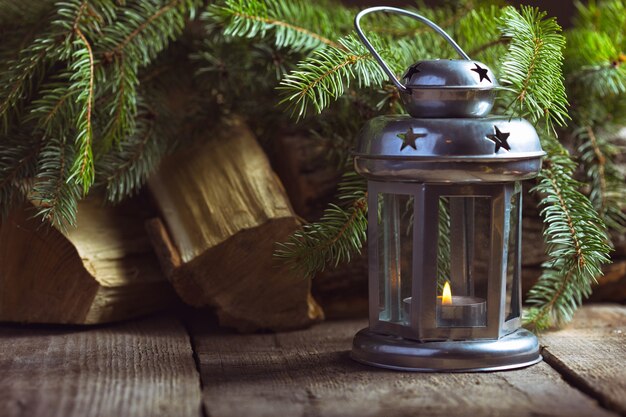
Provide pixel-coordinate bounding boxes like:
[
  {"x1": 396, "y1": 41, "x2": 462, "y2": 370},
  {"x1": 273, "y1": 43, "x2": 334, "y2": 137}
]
[{"x1": 349, "y1": 7, "x2": 544, "y2": 371}]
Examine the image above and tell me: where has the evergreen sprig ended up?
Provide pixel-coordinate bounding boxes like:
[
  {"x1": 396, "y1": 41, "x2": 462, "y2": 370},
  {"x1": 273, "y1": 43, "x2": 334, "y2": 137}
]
[
  {"x1": 276, "y1": 171, "x2": 367, "y2": 277},
  {"x1": 498, "y1": 6, "x2": 569, "y2": 133},
  {"x1": 562, "y1": 1, "x2": 626, "y2": 234},
  {"x1": 96, "y1": 106, "x2": 165, "y2": 203},
  {"x1": 0, "y1": 0, "x2": 199, "y2": 226},
  {"x1": 576, "y1": 126, "x2": 626, "y2": 232},
  {"x1": 526, "y1": 137, "x2": 611, "y2": 329},
  {"x1": 205, "y1": 0, "x2": 352, "y2": 52},
  {"x1": 31, "y1": 136, "x2": 81, "y2": 231},
  {"x1": 278, "y1": 35, "x2": 388, "y2": 118}
]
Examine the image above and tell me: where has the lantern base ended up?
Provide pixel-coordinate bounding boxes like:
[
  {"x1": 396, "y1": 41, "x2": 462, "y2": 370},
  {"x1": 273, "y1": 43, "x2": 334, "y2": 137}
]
[{"x1": 351, "y1": 328, "x2": 541, "y2": 372}]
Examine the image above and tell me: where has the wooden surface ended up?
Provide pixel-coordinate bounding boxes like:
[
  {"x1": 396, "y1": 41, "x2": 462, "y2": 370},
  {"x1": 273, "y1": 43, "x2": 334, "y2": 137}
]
[
  {"x1": 147, "y1": 118, "x2": 323, "y2": 332},
  {"x1": 0, "y1": 305, "x2": 623, "y2": 417},
  {"x1": 0, "y1": 316, "x2": 202, "y2": 417},
  {"x1": 540, "y1": 305, "x2": 626, "y2": 416},
  {"x1": 192, "y1": 317, "x2": 618, "y2": 417},
  {"x1": 0, "y1": 198, "x2": 175, "y2": 324}
]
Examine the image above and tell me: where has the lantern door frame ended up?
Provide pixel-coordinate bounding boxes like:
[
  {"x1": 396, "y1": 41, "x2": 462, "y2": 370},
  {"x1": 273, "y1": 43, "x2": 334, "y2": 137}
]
[{"x1": 367, "y1": 181, "x2": 522, "y2": 341}]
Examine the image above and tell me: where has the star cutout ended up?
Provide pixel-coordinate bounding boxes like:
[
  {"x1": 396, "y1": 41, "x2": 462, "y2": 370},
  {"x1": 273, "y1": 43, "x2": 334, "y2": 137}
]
[
  {"x1": 402, "y1": 63, "x2": 421, "y2": 82},
  {"x1": 470, "y1": 63, "x2": 491, "y2": 83},
  {"x1": 486, "y1": 126, "x2": 511, "y2": 153},
  {"x1": 397, "y1": 128, "x2": 426, "y2": 151}
]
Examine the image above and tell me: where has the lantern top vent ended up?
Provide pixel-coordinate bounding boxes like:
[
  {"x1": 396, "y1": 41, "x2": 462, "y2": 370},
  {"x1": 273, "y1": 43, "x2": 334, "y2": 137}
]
[
  {"x1": 401, "y1": 59, "x2": 497, "y2": 91},
  {"x1": 355, "y1": 7, "x2": 498, "y2": 118}
]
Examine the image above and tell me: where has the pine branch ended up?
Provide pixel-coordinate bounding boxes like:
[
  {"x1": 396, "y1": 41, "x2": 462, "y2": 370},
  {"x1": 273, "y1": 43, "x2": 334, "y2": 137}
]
[
  {"x1": 96, "y1": 0, "x2": 199, "y2": 148},
  {"x1": 102, "y1": 0, "x2": 198, "y2": 63},
  {"x1": 96, "y1": 109, "x2": 164, "y2": 203},
  {"x1": 577, "y1": 125, "x2": 626, "y2": 232},
  {"x1": 276, "y1": 170, "x2": 367, "y2": 277},
  {"x1": 0, "y1": 134, "x2": 41, "y2": 216},
  {"x1": 204, "y1": 0, "x2": 352, "y2": 52},
  {"x1": 525, "y1": 137, "x2": 611, "y2": 330},
  {"x1": 498, "y1": 6, "x2": 569, "y2": 133},
  {"x1": 565, "y1": 29, "x2": 626, "y2": 98},
  {"x1": 278, "y1": 35, "x2": 388, "y2": 117},
  {"x1": 31, "y1": 136, "x2": 81, "y2": 231},
  {"x1": 0, "y1": 40, "x2": 53, "y2": 132},
  {"x1": 68, "y1": 30, "x2": 96, "y2": 195},
  {"x1": 100, "y1": 55, "x2": 138, "y2": 150}
]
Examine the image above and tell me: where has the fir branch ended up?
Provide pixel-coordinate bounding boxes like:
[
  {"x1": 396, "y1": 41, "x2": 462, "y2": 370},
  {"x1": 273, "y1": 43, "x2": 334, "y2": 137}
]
[
  {"x1": 0, "y1": 41, "x2": 52, "y2": 132},
  {"x1": 276, "y1": 170, "x2": 367, "y2": 277},
  {"x1": 100, "y1": 55, "x2": 138, "y2": 150},
  {"x1": 565, "y1": 29, "x2": 626, "y2": 98},
  {"x1": 104, "y1": 0, "x2": 197, "y2": 60},
  {"x1": 498, "y1": 6, "x2": 569, "y2": 132},
  {"x1": 525, "y1": 138, "x2": 611, "y2": 330},
  {"x1": 585, "y1": 127, "x2": 608, "y2": 213},
  {"x1": 577, "y1": 126, "x2": 626, "y2": 232},
  {"x1": 26, "y1": 72, "x2": 76, "y2": 137},
  {"x1": 68, "y1": 30, "x2": 96, "y2": 195},
  {"x1": 469, "y1": 38, "x2": 510, "y2": 57},
  {"x1": 0, "y1": 134, "x2": 41, "y2": 216},
  {"x1": 97, "y1": 111, "x2": 164, "y2": 203},
  {"x1": 96, "y1": 0, "x2": 199, "y2": 147},
  {"x1": 205, "y1": 0, "x2": 352, "y2": 52},
  {"x1": 278, "y1": 35, "x2": 388, "y2": 117},
  {"x1": 31, "y1": 136, "x2": 81, "y2": 231}
]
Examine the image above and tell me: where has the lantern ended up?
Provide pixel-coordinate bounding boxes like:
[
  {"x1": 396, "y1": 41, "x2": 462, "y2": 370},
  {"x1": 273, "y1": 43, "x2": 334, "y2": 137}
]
[{"x1": 350, "y1": 7, "x2": 544, "y2": 371}]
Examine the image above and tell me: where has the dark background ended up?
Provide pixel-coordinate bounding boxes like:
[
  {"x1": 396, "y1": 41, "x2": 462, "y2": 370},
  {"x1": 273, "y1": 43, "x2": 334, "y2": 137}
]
[{"x1": 342, "y1": 1, "x2": 578, "y2": 27}]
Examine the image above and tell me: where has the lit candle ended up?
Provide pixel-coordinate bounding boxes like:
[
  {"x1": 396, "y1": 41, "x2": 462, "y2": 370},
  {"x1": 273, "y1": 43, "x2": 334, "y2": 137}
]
[
  {"x1": 401, "y1": 281, "x2": 487, "y2": 327},
  {"x1": 437, "y1": 281, "x2": 486, "y2": 327}
]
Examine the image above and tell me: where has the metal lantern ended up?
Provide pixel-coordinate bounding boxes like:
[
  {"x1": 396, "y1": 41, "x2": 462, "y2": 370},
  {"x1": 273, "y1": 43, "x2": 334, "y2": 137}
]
[{"x1": 350, "y1": 7, "x2": 544, "y2": 372}]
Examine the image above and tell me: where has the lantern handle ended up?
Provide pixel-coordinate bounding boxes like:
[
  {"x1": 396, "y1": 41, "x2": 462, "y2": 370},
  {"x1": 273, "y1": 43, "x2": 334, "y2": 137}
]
[{"x1": 354, "y1": 6, "x2": 471, "y2": 93}]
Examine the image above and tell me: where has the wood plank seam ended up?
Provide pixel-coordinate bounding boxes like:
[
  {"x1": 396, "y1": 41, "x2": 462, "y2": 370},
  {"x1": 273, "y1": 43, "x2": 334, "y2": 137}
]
[
  {"x1": 183, "y1": 320, "x2": 211, "y2": 417},
  {"x1": 541, "y1": 346, "x2": 626, "y2": 417}
]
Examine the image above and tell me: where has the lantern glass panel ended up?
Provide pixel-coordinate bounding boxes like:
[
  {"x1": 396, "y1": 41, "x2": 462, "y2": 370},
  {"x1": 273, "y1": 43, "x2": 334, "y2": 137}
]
[
  {"x1": 436, "y1": 196, "x2": 490, "y2": 328},
  {"x1": 378, "y1": 193, "x2": 413, "y2": 325},
  {"x1": 505, "y1": 191, "x2": 521, "y2": 321}
]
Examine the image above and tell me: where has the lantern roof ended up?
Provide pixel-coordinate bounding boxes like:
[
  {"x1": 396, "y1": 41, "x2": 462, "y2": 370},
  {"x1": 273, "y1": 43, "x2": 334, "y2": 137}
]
[{"x1": 354, "y1": 115, "x2": 545, "y2": 183}]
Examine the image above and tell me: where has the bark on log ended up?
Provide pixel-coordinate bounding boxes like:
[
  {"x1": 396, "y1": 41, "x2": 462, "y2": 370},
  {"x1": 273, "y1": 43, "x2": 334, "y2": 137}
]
[
  {"x1": 0, "y1": 197, "x2": 175, "y2": 324},
  {"x1": 271, "y1": 134, "x2": 341, "y2": 220},
  {"x1": 147, "y1": 119, "x2": 324, "y2": 332}
]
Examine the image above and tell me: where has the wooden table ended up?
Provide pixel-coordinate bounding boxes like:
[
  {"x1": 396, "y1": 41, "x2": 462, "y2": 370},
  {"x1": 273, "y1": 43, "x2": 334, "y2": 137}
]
[{"x1": 0, "y1": 304, "x2": 623, "y2": 417}]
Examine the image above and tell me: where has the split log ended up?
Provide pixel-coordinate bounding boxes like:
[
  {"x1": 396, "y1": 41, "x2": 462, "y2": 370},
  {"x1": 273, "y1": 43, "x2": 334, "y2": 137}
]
[
  {"x1": 147, "y1": 118, "x2": 324, "y2": 332},
  {"x1": 0, "y1": 197, "x2": 175, "y2": 324},
  {"x1": 271, "y1": 134, "x2": 341, "y2": 220}
]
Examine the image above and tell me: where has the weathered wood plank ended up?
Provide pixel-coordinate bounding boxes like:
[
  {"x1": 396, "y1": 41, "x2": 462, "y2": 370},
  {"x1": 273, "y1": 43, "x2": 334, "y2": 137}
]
[
  {"x1": 193, "y1": 318, "x2": 616, "y2": 417},
  {"x1": 540, "y1": 304, "x2": 626, "y2": 416},
  {"x1": 0, "y1": 316, "x2": 202, "y2": 417}
]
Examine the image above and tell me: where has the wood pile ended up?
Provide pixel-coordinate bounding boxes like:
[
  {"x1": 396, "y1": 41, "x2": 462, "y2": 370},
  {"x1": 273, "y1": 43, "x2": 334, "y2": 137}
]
[
  {"x1": 1, "y1": 119, "x2": 623, "y2": 329},
  {"x1": 146, "y1": 119, "x2": 323, "y2": 331},
  {"x1": 0, "y1": 197, "x2": 176, "y2": 324}
]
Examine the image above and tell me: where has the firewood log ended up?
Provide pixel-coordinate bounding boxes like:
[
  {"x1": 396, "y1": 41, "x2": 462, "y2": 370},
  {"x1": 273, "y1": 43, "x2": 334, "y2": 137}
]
[
  {"x1": 0, "y1": 197, "x2": 175, "y2": 324},
  {"x1": 270, "y1": 134, "x2": 341, "y2": 220},
  {"x1": 146, "y1": 118, "x2": 324, "y2": 332}
]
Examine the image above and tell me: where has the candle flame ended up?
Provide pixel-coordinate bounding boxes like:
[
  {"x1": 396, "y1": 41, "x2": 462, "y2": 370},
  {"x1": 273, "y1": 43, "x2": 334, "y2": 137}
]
[{"x1": 442, "y1": 281, "x2": 452, "y2": 305}]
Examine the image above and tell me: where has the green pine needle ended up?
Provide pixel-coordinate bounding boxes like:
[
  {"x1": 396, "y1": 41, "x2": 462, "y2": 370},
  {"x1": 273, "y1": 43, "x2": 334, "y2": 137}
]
[
  {"x1": 276, "y1": 170, "x2": 367, "y2": 277},
  {"x1": 204, "y1": 0, "x2": 352, "y2": 52},
  {"x1": 278, "y1": 34, "x2": 388, "y2": 118},
  {"x1": 31, "y1": 136, "x2": 81, "y2": 231},
  {"x1": 498, "y1": 6, "x2": 569, "y2": 133},
  {"x1": 525, "y1": 137, "x2": 611, "y2": 330}
]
